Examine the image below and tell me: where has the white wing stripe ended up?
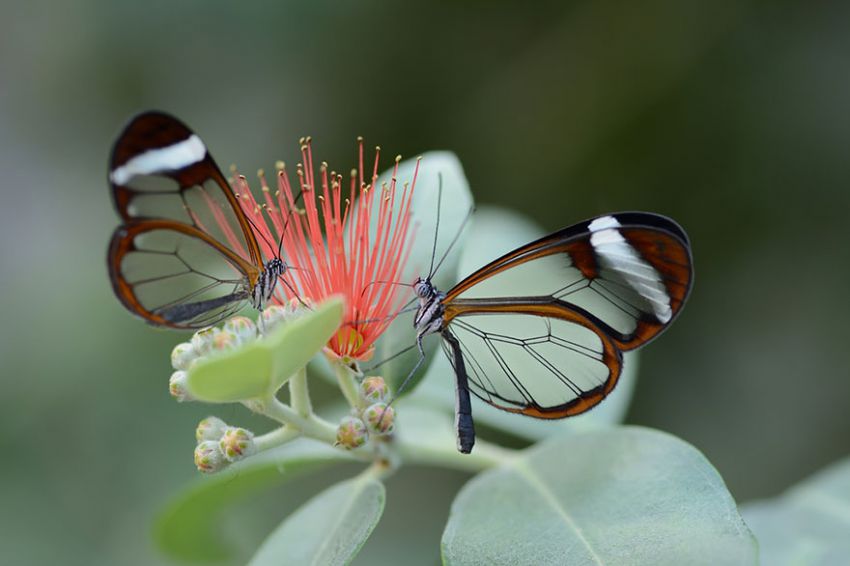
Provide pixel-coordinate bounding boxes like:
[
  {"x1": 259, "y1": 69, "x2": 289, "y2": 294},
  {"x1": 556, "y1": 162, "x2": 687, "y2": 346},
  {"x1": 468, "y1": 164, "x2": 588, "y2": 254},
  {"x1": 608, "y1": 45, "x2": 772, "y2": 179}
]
[
  {"x1": 589, "y1": 217, "x2": 672, "y2": 323},
  {"x1": 110, "y1": 134, "x2": 206, "y2": 185}
]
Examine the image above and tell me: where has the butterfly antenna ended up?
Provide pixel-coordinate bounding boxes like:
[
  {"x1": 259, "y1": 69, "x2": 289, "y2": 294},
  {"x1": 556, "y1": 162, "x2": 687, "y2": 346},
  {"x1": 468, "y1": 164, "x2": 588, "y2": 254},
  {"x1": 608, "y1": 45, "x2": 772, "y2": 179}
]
[
  {"x1": 345, "y1": 298, "x2": 418, "y2": 326},
  {"x1": 277, "y1": 188, "x2": 306, "y2": 258},
  {"x1": 359, "y1": 279, "x2": 412, "y2": 298},
  {"x1": 244, "y1": 213, "x2": 277, "y2": 260},
  {"x1": 427, "y1": 173, "x2": 444, "y2": 279},
  {"x1": 430, "y1": 204, "x2": 475, "y2": 277}
]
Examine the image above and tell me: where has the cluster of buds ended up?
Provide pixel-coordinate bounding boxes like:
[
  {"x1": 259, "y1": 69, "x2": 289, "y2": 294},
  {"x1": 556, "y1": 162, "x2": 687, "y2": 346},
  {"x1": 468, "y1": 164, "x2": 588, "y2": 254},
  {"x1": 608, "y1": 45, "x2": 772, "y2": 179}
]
[
  {"x1": 168, "y1": 301, "x2": 312, "y2": 403},
  {"x1": 168, "y1": 316, "x2": 259, "y2": 402},
  {"x1": 335, "y1": 376, "x2": 396, "y2": 449},
  {"x1": 193, "y1": 416, "x2": 257, "y2": 473}
]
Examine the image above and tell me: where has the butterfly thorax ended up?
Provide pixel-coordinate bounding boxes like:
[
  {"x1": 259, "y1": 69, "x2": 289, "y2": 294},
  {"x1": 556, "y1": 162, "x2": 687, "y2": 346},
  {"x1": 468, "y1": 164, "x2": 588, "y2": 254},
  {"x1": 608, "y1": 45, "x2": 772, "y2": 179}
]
[
  {"x1": 252, "y1": 258, "x2": 286, "y2": 310},
  {"x1": 413, "y1": 278, "x2": 445, "y2": 338}
]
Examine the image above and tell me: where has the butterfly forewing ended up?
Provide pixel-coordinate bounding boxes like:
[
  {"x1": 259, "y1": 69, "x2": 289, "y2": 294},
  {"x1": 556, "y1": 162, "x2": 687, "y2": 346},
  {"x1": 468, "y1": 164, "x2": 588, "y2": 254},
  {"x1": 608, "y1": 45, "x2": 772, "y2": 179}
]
[
  {"x1": 107, "y1": 112, "x2": 267, "y2": 328},
  {"x1": 109, "y1": 112, "x2": 262, "y2": 269},
  {"x1": 444, "y1": 212, "x2": 693, "y2": 351}
]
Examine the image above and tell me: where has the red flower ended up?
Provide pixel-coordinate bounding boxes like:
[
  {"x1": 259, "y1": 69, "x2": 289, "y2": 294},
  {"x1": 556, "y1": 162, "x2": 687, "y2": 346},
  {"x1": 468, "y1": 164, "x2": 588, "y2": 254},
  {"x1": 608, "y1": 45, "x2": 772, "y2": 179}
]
[{"x1": 231, "y1": 138, "x2": 418, "y2": 361}]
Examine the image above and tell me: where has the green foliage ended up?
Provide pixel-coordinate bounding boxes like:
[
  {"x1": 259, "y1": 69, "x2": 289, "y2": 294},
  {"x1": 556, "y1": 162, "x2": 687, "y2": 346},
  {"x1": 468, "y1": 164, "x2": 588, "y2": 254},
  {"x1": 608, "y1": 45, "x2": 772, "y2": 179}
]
[
  {"x1": 156, "y1": 442, "x2": 352, "y2": 562},
  {"x1": 248, "y1": 476, "x2": 385, "y2": 566},
  {"x1": 441, "y1": 427, "x2": 758, "y2": 566},
  {"x1": 742, "y1": 456, "x2": 850, "y2": 566},
  {"x1": 187, "y1": 297, "x2": 344, "y2": 402}
]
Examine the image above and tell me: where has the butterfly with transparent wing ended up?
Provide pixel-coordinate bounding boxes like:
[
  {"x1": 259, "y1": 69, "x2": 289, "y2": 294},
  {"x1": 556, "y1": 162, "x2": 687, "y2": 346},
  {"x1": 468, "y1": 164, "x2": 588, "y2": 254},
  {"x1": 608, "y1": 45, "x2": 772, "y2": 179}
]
[
  {"x1": 397, "y1": 208, "x2": 693, "y2": 454},
  {"x1": 107, "y1": 111, "x2": 301, "y2": 329}
]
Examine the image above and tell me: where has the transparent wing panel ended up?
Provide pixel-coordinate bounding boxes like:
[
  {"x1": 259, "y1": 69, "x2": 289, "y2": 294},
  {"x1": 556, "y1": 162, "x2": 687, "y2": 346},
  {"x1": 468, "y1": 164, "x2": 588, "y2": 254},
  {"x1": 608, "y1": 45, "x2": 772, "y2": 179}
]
[
  {"x1": 109, "y1": 222, "x2": 251, "y2": 329},
  {"x1": 446, "y1": 312, "x2": 619, "y2": 417}
]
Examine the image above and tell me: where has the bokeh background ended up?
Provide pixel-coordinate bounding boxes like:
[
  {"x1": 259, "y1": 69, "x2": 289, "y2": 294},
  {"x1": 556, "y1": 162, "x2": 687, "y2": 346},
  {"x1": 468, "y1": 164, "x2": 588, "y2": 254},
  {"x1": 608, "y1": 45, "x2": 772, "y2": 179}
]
[{"x1": 2, "y1": 1, "x2": 849, "y2": 564}]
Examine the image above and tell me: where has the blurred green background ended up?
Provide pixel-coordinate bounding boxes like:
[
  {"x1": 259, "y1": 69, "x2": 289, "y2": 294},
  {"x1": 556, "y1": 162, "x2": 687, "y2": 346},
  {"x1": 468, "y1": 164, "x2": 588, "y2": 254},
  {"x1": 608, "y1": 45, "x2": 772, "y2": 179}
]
[{"x1": 2, "y1": 1, "x2": 849, "y2": 564}]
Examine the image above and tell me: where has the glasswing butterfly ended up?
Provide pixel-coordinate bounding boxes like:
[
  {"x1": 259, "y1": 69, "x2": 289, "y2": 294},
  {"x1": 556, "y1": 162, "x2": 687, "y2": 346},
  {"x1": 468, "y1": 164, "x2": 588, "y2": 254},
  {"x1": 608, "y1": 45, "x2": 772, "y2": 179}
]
[
  {"x1": 408, "y1": 211, "x2": 693, "y2": 453},
  {"x1": 107, "y1": 112, "x2": 294, "y2": 329}
]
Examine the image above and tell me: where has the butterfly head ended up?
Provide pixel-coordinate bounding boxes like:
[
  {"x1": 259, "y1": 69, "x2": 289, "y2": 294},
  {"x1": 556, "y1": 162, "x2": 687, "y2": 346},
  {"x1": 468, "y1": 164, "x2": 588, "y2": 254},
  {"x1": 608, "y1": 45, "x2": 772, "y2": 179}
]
[
  {"x1": 265, "y1": 258, "x2": 286, "y2": 278},
  {"x1": 413, "y1": 277, "x2": 434, "y2": 299}
]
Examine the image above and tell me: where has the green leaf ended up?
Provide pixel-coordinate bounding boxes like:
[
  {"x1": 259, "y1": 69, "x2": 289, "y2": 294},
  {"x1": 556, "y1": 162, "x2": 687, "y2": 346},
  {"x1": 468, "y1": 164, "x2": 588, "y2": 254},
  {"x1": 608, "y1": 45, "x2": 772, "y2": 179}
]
[
  {"x1": 367, "y1": 152, "x2": 474, "y2": 392},
  {"x1": 248, "y1": 476, "x2": 385, "y2": 566},
  {"x1": 155, "y1": 441, "x2": 353, "y2": 562},
  {"x1": 442, "y1": 426, "x2": 757, "y2": 566},
  {"x1": 187, "y1": 297, "x2": 344, "y2": 402},
  {"x1": 741, "y1": 456, "x2": 850, "y2": 566}
]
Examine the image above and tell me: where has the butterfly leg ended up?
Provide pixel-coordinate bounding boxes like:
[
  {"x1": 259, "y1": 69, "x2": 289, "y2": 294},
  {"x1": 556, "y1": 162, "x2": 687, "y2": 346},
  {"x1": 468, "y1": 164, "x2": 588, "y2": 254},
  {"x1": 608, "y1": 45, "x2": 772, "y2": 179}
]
[{"x1": 376, "y1": 334, "x2": 429, "y2": 430}]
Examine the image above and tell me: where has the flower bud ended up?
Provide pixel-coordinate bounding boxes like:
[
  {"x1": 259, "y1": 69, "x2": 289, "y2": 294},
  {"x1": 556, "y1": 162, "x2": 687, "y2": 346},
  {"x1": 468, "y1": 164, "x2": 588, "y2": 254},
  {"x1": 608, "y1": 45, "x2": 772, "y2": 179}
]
[
  {"x1": 219, "y1": 427, "x2": 256, "y2": 462},
  {"x1": 196, "y1": 416, "x2": 228, "y2": 443},
  {"x1": 360, "y1": 376, "x2": 389, "y2": 404},
  {"x1": 169, "y1": 371, "x2": 194, "y2": 402},
  {"x1": 210, "y1": 330, "x2": 238, "y2": 353},
  {"x1": 363, "y1": 403, "x2": 395, "y2": 435},
  {"x1": 170, "y1": 342, "x2": 197, "y2": 371},
  {"x1": 194, "y1": 440, "x2": 227, "y2": 473},
  {"x1": 223, "y1": 316, "x2": 257, "y2": 344},
  {"x1": 260, "y1": 305, "x2": 288, "y2": 333},
  {"x1": 191, "y1": 327, "x2": 222, "y2": 356},
  {"x1": 336, "y1": 416, "x2": 368, "y2": 449}
]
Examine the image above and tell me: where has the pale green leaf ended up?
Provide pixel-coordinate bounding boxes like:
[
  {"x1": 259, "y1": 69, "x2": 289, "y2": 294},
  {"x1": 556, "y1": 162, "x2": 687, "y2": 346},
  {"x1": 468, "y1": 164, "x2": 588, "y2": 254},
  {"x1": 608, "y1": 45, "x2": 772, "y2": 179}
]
[
  {"x1": 248, "y1": 476, "x2": 385, "y2": 566},
  {"x1": 742, "y1": 456, "x2": 850, "y2": 566},
  {"x1": 442, "y1": 426, "x2": 757, "y2": 566},
  {"x1": 155, "y1": 441, "x2": 352, "y2": 562},
  {"x1": 187, "y1": 297, "x2": 344, "y2": 402}
]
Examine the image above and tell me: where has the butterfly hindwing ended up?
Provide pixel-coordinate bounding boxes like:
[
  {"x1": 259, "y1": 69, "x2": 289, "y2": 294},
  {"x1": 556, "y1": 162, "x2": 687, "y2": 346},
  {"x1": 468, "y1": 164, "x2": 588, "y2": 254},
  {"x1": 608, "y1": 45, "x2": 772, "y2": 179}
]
[{"x1": 108, "y1": 219, "x2": 257, "y2": 329}]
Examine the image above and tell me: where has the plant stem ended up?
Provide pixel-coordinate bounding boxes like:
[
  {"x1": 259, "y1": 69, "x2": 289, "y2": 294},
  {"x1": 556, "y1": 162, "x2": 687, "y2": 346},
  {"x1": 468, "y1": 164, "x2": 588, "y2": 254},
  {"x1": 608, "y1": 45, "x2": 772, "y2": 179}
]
[
  {"x1": 261, "y1": 397, "x2": 338, "y2": 444},
  {"x1": 394, "y1": 436, "x2": 515, "y2": 473},
  {"x1": 289, "y1": 367, "x2": 312, "y2": 417},
  {"x1": 334, "y1": 361, "x2": 363, "y2": 410},
  {"x1": 254, "y1": 425, "x2": 301, "y2": 452}
]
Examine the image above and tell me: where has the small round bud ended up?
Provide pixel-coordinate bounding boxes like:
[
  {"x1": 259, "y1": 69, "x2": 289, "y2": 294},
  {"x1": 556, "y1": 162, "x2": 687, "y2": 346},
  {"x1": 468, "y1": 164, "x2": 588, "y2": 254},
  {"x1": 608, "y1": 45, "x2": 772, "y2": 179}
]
[
  {"x1": 210, "y1": 330, "x2": 238, "y2": 353},
  {"x1": 336, "y1": 416, "x2": 368, "y2": 449},
  {"x1": 195, "y1": 441, "x2": 227, "y2": 473},
  {"x1": 191, "y1": 327, "x2": 222, "y2": 356},
  {"x1": 169, "y1": 371, "x2": 194, "y2": 402},
  {"x1": 219, "y1": 427, "x2": 256, "y2": 462},
  {"x1": 285, "y1": 296, "x2": 311, "y2": 318},
  {"x1": 223, "y1": 316, "x2": 257, "y2": 344},
  {"x1": 363, "y1": 403, "x2": 395, "y2": 435},
  {"x1": 170, "y1": 342, "x2": 197, "y2": 370},
  {"x1": 260, "y1": 305, "x2": 288, "y2": 333},
  {"x1": 196, "y1": 416, "x2": 228, "y2": 443},
  {"x1": 360, "y1": 376, "x2": 389, "y2": 404}
]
